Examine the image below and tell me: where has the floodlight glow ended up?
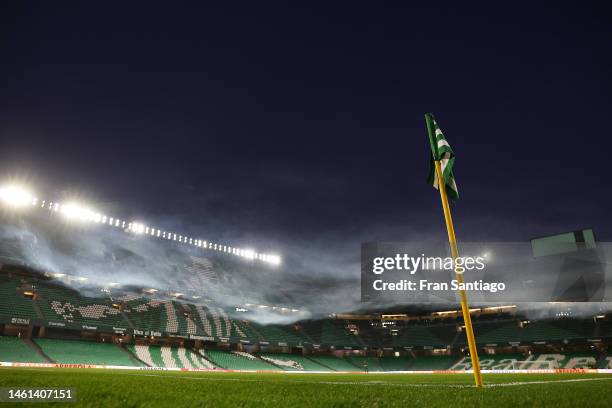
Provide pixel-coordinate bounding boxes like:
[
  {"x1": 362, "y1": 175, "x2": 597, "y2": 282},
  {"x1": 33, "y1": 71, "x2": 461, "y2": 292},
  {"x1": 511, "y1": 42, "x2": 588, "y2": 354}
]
[
  {"x1": 0, "y1": 185, "x2": 34, "y2": 207},
  {"x1": 16, "y1": 187, "x2": 284, "y2": 267},
  {"x1": 130, "y1": 223, "x2": 145, "y2": 234},
  {"x1": 243, "y1": 249, "x2": 255, "y2": 259},
  {"x1": 267, "y1": 254, "x2": 281, "y2": 265},
  {"x1": 61, "y1": 203, "x2": 97, "y2": 222}
]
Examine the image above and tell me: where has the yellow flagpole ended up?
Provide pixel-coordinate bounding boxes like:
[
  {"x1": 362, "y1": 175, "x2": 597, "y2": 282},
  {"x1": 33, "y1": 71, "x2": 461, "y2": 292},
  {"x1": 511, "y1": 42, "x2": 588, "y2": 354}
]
[{"x1": 433, "y1": 160, "x2": 484, "y2": 388}]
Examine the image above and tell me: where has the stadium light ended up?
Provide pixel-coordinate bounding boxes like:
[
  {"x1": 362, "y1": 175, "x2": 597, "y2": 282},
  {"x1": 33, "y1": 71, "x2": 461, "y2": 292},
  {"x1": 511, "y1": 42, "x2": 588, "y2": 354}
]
[
  {"x1": 266, "y1": 254, "x2": 281, "y2": 266},
  {"x1": 130, "y1": 222, "x2": 145, "y2": 234},
  {"x1": 9, "y1": 186, "x2": 283, "y2": 267},
  {"x1": 0, "y1": 185, "x2": 35, "y2": 207},
  {"x1": 60, "y1": 202, "x2": 97, "y2": 222}
]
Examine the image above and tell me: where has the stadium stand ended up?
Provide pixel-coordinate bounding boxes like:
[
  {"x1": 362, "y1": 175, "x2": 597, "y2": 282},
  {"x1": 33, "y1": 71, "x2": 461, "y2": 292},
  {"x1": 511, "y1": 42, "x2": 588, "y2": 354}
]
[
  {"x1": 188, "y1": 304, "x2": 215, "y2": 337},
  {"x1": 127, "y1": 345, "x2": 215, "y2": 369},
  {"x1": 300, "y1": 320, "x2": 364, "y2": 347},
  {"x1": 233, "y1": 320, "x2": 266, "y2": 342},
  {"x1": 391, "y1": 326, "x2": 446, "y2": 348},
  {"x1": 451, "y1": 354, "x2": 524, "y2": 370},
  {"x1": 306, "y1": 355, "x2": 360, "y2": 371},
  {"x1": 0, "y1": 336, "x2": 47, "y2": 363},
  {"x1": 5, "y1": 332, "x2": 609, "y2": 372},
  {"x1": 347, "y1": 356, "x2": 385, "y2": 371},
  {"x1": 126, "y1": 344, "x2": 214, "y2": 368},
  {"x1": 121, "y1": 298, "x2": 172, "y2": 334},
  {"x1": 0, "y1": 275, "x2": 40, "y2": 323},
  {"x1": 35, "y1": 284, "x2": 128, "y2": 331},
  {"x1": 473, "y1": 321, "x2": 521, "y2": 344},
  {"x1": 405, "y1": 355, "x2": 459, "y2": 371},
  {"x1": 257, "y1": 352, "x2": 332, "y2": 371},
  {"x1": 450, "y1": 353, "x2": 599, "y2": 370},
  {"x1": 34, "y1": 339, "x2": 142, "y2": 366},
  {"x1": 379, "y1": 356, "x2": 412, "y2": 371},
  {"x1": 252, "y1": 323, "x2": 307, "y2": 345},
  {"x1": 203, "y1": 350, "x2": 277, "y2": 370},
  {"x1": 597, "y1": 355, "x2": 612, "y2": 369},
  {"x1": 519, "y1": 321, "x2": 583, "y2": 342}
]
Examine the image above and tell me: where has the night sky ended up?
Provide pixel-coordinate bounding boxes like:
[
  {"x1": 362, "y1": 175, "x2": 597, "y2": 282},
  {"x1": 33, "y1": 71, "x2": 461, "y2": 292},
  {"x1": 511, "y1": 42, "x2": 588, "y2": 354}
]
[{"x1": 1, "y1": 2, "x2": 611, "y2": 262}]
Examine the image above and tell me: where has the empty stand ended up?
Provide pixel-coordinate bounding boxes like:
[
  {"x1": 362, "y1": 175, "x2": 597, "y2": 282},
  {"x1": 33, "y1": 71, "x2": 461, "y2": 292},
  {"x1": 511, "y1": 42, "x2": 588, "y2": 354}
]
[
  {"x1": 0, "y1": 275, "x2": 40, "y2": 323},
  {"x1": 257, "y1": 352, "x2": 332, "y2": 371},
  {"x1": 203, "y1": 350, "x2": 277, "y2": 370},
  {"x1": 306, "y1": 355, "x2": 360, "y2": 371},
  {"x1": 36, "y1": 284, "x2": 128, "y2": 330},
  {"x1": 0, "y1": 336, "x2": 47, "y2": 363},
  {"x1": 35, "y1": 338, "x2": 142, "y2": 366},
  {"x1": 125, "y1": 344, "x2": 214, "y2": 368}
]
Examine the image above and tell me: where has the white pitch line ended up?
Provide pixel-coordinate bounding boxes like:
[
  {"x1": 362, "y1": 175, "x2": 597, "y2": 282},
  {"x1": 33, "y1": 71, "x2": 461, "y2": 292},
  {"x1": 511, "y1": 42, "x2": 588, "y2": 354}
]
[{"x1": 487, "y1": 377, "x2": 612, "y2": 387}]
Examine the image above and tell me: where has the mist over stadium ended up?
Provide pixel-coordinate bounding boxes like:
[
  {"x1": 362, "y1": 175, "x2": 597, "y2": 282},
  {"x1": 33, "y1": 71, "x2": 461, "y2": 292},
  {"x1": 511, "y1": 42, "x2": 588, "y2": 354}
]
[{"x1": 3, "y1": 183, "x2": 610, "y2": 325}]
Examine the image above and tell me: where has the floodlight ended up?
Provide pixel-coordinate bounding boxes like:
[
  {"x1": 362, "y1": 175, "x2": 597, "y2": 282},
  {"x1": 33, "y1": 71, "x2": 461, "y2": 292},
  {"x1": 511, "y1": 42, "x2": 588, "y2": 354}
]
[
  {"x1": 0, "y1": 185, "x2": 34, "y2": 207},
  {"x1": 130, "y1": 223, "x2": 145, "y2": 234},
  {"x1": 243, "y1": 249, "x2": 255, "y2": 260},
  {"x1": 267, "y1": 255, "x2": 281, "y2": 265},
  {"x1": 61, "y1": 203, "x2": 97, "y2": 222}
]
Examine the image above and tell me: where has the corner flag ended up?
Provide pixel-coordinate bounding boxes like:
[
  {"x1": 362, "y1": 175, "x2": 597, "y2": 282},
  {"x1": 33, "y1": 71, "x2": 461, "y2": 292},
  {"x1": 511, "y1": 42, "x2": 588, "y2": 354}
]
[
  {"x1": 425, "y1": 113, "x2": 483, "y2": 388},
  {"x1": 425, "y1": 113, "x2": 458, "y2": 200}
]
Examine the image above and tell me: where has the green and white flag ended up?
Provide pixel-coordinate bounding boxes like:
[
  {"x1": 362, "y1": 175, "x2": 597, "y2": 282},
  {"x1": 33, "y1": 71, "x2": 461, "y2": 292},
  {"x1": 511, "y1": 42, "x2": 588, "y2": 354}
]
[{"x1": 425, "y1": 113, "x2": 458, "y2": 200}]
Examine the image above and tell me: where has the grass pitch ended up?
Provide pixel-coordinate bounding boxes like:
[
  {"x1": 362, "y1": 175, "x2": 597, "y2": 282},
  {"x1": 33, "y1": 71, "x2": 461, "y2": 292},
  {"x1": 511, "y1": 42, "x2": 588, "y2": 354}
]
[{"x1": 1, "y1": 368, "x2": 611, "y2": 407}]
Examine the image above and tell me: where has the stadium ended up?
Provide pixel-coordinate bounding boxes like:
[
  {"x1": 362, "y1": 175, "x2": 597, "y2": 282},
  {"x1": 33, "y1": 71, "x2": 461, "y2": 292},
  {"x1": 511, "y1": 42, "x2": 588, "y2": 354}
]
[
  {"x1": 0, "y1": 184, "x2": 611, "y2": 406},
  {"x1": 2, "y1": 2, "x2": 612, "y2": 407}
]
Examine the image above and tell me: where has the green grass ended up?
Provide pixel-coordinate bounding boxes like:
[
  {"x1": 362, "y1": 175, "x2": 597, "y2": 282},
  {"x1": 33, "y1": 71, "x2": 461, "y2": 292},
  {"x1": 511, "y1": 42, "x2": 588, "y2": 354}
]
[{"x1": 0, "y1": 368, "x2": 611, "y2": 407}]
